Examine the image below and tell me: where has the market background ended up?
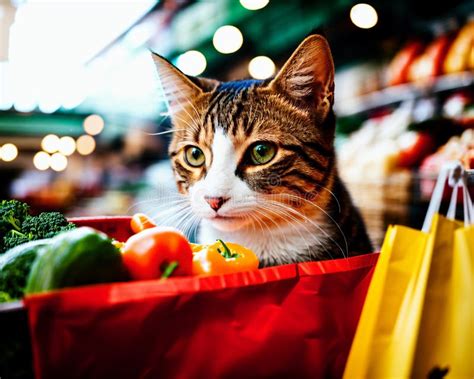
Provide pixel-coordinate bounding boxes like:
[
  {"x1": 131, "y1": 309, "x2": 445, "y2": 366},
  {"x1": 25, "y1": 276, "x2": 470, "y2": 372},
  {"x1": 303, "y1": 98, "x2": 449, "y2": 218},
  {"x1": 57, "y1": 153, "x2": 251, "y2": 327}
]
[{"x1": 0, "y1": 0, "x2": 473, "y2": 247}]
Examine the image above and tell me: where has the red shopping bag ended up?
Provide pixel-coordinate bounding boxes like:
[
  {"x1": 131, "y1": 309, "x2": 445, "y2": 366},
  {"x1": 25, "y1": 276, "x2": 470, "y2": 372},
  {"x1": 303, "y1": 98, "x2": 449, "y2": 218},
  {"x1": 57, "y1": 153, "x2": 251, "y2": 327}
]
[{"x1": 24, "y1": 217, "x2": 378, "y2": 379}]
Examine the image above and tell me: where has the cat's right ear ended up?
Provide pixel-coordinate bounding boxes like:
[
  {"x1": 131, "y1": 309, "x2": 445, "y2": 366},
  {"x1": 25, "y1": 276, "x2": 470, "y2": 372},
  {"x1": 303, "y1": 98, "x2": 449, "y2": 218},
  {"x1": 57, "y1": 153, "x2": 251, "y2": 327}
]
[
  {"x1": 268, "y1": 35, "x2": 335, "y2": 122},
  {"x1": 151, "y1": 52, "x2": 217, "y2": 113}
]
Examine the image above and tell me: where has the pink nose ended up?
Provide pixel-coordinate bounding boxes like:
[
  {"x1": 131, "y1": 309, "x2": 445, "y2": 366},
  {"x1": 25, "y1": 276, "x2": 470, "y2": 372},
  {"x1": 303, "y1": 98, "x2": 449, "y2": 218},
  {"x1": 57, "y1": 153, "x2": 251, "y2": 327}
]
[{"x1": 204, "y1": 196, "x2": 229, "y2": 212}]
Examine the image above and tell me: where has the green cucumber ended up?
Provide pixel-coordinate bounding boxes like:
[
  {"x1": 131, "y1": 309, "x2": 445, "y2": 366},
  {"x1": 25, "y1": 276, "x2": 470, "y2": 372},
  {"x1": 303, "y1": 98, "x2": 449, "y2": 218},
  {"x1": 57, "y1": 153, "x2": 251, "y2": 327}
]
[{"x1": 26, "y1": 227, "x2": 129, "y2": 294}]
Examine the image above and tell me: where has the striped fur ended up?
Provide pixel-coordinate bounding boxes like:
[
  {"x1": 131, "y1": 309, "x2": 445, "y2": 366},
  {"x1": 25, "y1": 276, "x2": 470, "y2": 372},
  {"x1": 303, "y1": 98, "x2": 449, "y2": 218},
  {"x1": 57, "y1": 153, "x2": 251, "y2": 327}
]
[{"x1": 152, "y1": 35, "x2": 372, "y2": 266}]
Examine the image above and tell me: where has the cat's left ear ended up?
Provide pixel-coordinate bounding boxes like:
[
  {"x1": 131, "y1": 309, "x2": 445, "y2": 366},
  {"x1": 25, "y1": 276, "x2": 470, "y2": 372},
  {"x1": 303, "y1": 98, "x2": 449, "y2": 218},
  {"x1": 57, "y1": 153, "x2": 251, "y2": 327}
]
[
  {"x1": 151, "y1": 52, "x2": 218, "y2": 113},
  {"x1": 269, "y1": 35, "x2": 335, "y2": 121}
]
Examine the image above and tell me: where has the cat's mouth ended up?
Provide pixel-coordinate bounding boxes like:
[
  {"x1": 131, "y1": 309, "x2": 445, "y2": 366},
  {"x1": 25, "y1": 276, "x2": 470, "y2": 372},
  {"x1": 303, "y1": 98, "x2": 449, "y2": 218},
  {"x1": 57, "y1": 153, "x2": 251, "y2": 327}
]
[
  {"x1": 214, "y1": 215, "x2": 242, "y2": 220},
  {"x1": 208, "y1": 214, "x2": 251, "y2": 231}
]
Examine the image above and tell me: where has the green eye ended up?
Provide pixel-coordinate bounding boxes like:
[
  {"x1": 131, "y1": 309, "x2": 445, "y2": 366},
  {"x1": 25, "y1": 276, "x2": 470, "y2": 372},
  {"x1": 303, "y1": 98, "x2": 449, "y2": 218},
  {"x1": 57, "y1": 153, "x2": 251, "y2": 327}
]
[
  {"x1": 184, "y1": 146, "x2": 205, "y2": 167},
  {"x1": 250, "y1": 142, "x2": 276, "y2": 165}
]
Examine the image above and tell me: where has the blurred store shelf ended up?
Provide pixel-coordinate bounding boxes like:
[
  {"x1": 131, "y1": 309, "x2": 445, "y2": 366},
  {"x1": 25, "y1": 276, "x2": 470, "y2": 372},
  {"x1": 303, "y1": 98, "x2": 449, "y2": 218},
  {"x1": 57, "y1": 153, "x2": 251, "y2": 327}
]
[
  {"x1": 335, "y1": 71, "x2": 474, "y2": 117},
  {"x1": 345, "y1": 168, "x2": 474, "y2": 248},
  {"x1": 343, "y1": 171, "x2": 412, "y2": 247}
]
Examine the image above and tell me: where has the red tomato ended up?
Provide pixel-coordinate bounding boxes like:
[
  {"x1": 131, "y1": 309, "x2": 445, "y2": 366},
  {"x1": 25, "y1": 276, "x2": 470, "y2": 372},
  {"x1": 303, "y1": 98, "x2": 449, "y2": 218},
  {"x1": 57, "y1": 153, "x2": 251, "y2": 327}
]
[
  {"x1": 122, "y1": 227, "x2": 193, "y2": 280},
  {"x1": 130, "y1": 213, "x2": 156, "y2": 234}
]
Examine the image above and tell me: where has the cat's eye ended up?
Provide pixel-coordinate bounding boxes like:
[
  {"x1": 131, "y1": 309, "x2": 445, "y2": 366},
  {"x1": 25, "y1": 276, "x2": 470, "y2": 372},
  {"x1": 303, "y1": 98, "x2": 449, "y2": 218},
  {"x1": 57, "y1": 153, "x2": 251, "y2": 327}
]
[
  {"x1": 249, "y1": 142, "x2": 276, "y2": 165},
  {"x1": 184, "y1": 146, "x2": 205, "y2": 167}
]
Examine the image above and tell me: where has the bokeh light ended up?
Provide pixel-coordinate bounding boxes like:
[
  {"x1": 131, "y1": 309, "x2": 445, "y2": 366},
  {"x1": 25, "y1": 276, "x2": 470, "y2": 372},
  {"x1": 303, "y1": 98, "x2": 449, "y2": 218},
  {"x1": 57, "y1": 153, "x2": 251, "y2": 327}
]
[
  {"x1": 41, "y1": 134, "x2": 60, "y2": 153},
  {"x1": 76, "y1": 135, "x2": 96, "y2": 155},
  {"x1": 50, "y1": 152, "x2": 68, "y2": 171},
  {"x1": 33, "y1": 151, "x2": 51, "y2": 170},
  {"x1": 240, "y1": 0, "x2": 269, "y2": 11},
  {"x1": 248, "y1": 56, "x2": 276, "y2": 79},
  {"x1": 83, "y1": 114, "x2": 105, "y2": 135},
  {"x1": 0, "y1": 143, "x2": 18, "y2": 162},
  {"x1": 350, "y1": 3, "x2": 378, "y2": 29},
  {"x1": 13, "y1": 99, "x2": 36, "y2": 113},
  {"x1": 213, "y1": 25, "x2": 243, "y2": 54},
  {"x1": 38, "y1": 99, "x2": 61, "y2": 114},
  {"x1": 58, "y1": 136, "x2": 76, "y2": 156},
  {"x1": 176, "y1": 50, "x2": 207, "y2": 76}
]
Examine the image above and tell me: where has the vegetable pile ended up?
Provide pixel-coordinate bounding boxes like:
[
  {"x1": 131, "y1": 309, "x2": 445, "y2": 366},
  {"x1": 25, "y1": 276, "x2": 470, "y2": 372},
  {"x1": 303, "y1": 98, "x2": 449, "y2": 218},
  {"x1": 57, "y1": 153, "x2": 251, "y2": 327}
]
[{"x1": 0, "y1": 205, "x2": 259, "y2": 303}]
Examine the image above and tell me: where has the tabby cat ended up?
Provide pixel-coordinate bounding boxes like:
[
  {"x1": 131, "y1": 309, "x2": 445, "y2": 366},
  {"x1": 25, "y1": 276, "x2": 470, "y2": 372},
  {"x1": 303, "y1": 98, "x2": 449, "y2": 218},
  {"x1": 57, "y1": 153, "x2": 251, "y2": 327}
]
[{"x1": 152, "y1": 35, "x2": 373, "y2": 266}]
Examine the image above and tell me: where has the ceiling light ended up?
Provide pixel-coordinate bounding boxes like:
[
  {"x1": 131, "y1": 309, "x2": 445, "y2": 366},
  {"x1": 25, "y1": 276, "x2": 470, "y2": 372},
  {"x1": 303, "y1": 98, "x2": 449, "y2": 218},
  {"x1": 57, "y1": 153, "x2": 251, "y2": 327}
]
[
  {"x1": 0, "y1": 143, "x2": 18, "y2": 162},
  {"x1": 176, "y1": 50, "x2": 207, "y2": 76},
  {"x1": 13, "y1": 98, "x2": 36, "y2": 113},
  {"x1": 83, "y1": 114, "x2": 105, "y2": 135},
  {"x1": 350, "y1": 3, "x2": 378, "y2": 29},
  {"x1": 248, "y1": 56, "x2": 276, "y2": 79},
  {"x1": 240, "y1": 0, "x2": 269, "y2": 11},
  {"x1": 58, "y1": 136, "x2": 76, "y2": 156},
  {"x1": 213, "y1": 25, "x2": 243, "y2": 54},
  {"x1": 41, "y1": 134, "x2": 60, "y2": 153},
  {"x1": 33, "y1": 151, "x2": 51, "y2": 170},
  {"x1": 50, "y1": 152, "x2": 68, "y2": 172},
  {"x1": 38, "y1": 98, "x2": 61, "y2": 114},
  {"x1": 76, "y1": 135, "x2": 96, "y2": 155}
]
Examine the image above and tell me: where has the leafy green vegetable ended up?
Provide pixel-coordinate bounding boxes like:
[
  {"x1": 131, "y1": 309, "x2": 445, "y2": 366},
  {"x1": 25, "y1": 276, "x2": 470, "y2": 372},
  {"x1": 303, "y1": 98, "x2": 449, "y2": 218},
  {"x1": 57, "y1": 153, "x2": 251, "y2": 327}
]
[
  {"x1": 0, "y1": 291, "x2": 12, "y2": 302},
  {"x1": 0, "y1": 200, "x2": 30, "y2": 235},
  {"x1": 0, "y1": 239, "x2": 48, "y2": 301},
  {"x1": 0, "y1": 200, "x2": 76, "y2": 254},
  {"x1": 2, "y1": 230, "x2": 33, "y2": 253},
  {"x1": 22, "y1": 212, "x2": 76, "y2": 239},
  {"x1": 26, "y1": 227, "x2": 129, "y2": 294}
]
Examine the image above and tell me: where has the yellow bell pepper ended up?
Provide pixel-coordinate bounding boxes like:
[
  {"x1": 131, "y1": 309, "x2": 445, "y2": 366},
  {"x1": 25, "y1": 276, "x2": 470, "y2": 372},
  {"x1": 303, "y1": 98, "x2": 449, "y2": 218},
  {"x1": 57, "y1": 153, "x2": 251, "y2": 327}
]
[{"x1": 192, "y1": 240, "x2": 259, "y2": 276}]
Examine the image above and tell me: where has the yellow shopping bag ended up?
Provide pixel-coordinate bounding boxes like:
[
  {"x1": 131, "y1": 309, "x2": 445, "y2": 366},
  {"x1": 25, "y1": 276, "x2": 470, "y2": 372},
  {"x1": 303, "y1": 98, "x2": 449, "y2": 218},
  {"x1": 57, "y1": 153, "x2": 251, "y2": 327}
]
[
  {"x1": 448, "y1": 225, "x2": 474, "y2": 378},
  {"x1": 343, "y1": 222, "x2": 431, "y2": 378},
  {"x1": 411, "y1": 215, "x2": 463, "y2": 378},
  {"x1": 412, "y1": 167, "x2": 473, "y2": 378},
  {"x1": 344, "y1": 162, "x2": 473, "y2": 379}
]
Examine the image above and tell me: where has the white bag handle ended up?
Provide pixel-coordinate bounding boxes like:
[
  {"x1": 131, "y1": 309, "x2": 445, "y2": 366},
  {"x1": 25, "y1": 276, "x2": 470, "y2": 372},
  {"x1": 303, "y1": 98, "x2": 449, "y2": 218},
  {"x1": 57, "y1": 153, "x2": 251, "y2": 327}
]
[
  {"x1": 446, "y1": 164, "x2": 463, "y2": 220},
  {"x1": 447, "y1": 181, "x2": 460, "y2": 220},
  {"x1": 422, "y1": 161, "x2": 467, "y2": 233},
  {"x1": 431, "y1": 162, "x2": 473, "y2": 227},
  {"x1": 422, "y1": 164, "x2": 451, "y2": 233},
  {"x1": 462, "y1": 173, "x2": 473, "y2": 226}
]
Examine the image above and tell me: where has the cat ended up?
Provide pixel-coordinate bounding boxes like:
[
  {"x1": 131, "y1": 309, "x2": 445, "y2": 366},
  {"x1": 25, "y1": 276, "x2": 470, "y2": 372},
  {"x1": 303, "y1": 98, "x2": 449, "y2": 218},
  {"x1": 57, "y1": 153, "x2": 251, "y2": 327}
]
[{"x1": 151, "y1": 34, "x2": 373, "y2": 267}]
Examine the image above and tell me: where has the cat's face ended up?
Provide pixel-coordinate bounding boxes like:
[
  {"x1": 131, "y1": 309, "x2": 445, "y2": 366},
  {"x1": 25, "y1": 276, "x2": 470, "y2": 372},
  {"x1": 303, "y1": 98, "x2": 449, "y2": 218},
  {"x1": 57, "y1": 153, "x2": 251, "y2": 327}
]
[{"x1": 152, "y1": 35, "x2": 336, "y2": 233}]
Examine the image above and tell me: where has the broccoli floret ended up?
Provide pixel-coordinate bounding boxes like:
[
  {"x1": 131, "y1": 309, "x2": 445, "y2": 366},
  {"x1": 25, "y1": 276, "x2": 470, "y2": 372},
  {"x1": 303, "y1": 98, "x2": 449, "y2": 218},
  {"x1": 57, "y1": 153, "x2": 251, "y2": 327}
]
[
  {"x1": 0, "y1": 200, "x2": 30, "y2": 236},
  {"x1": 3, "y1": 230, "x2": 33, "y2": 252},
  {"x1": 22, "y1": 212, "x2": 76, "y2": 239},
  {"x1": 0, "y1": 291, "x2": 12, "y2": 302},
  {"x1": 0, "y1": 201, "x2": 76, "y2": 254}
]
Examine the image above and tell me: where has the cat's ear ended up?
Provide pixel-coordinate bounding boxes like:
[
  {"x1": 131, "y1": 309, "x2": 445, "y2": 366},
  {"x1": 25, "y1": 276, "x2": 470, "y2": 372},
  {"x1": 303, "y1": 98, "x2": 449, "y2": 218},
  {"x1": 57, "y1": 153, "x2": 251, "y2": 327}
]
[
  {"x1": 151, "y1": 52, "x2": 218, "y2": 112},
  {"x1": 269, "y1": 35, "x2": 335, "y2": 121}
]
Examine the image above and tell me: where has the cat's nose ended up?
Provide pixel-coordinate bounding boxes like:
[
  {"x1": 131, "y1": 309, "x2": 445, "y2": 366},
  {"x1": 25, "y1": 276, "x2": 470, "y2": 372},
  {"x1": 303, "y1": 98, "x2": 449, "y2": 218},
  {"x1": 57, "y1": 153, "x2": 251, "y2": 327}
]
[{"x1": 204, "y1": 196, "x2": 229, "y2": 212}]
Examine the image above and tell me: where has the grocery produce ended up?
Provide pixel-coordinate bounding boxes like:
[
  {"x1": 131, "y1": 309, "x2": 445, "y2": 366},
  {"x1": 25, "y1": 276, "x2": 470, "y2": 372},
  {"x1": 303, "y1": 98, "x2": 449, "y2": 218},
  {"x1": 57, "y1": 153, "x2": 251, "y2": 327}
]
[
  {"x1": 121, "y1": 226, "x2": 193, "y2": 280},
  {"x1": 421, "y1": 128, "x2": 474, "y2": 173},
  {"x1": 408, "y1": 33, "x2": 452, "y2": 81},
  {"x1": 444, "y1": 20, "x2": 474, "y2": 73},
  {"x1": 0, "y1": 200, "x2": 29, "y2": 236},
  {"x1": 0, "y1": 200, "x2": 261, "y2": 301},
  {"x1": 130, "y1": 213, "x2": 156, "y2": 234},
  {"x1": 192, "y1": 239, "x2": 259, "y2": 275},
  {"x1": 22, "y1": 212, "x2": 76, "y2": 239},
  {"x1": 0, "y1": 239, "x2": 48, "y2": 301},
  {"x1": 0, "y1": 200, "x2": 75, "y2": 254},
  {"x1": 386, "y1": 41, "x2": 424, "y2": 86},
  {"x1": 26, "y1": 227, "x2": 129, "y2": 294},
  {"x1": 397, "y1": 132, "x2": 436, "y2": 168}
]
